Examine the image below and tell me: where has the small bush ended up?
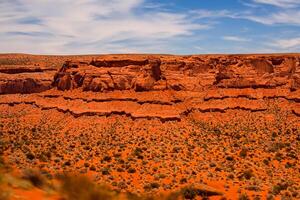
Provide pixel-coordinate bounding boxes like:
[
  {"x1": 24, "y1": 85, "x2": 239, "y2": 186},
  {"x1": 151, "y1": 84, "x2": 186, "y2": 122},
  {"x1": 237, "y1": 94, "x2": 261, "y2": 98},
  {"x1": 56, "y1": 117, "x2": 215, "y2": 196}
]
[
  {"x1": 89, "y1": 165, "x2": 96, "y2": 171},
  {"x1": 25, "y1": 152, "x2": 35, "y2": 160},
  {"x1": 239, "y1": 148, "x2": 247, "y2": 158},
  {"x1": 144, "y1": 182, "x2": 160, "y2": 191},
  {"x1": 238, "y1": 193, "x2": 250, "y2": 200},
  {"x1": 60, "y1": 175, "x2": 115, "y2": 200},
  {"x1": 181, "y1": 187, "x2": 197, "y2": 199},
  {"x1": 101, "y1": 168, "x2": 110, "y2": 175},
  {"x1": 238, "y1": 169, "x2": 254, "y2": 180},
  {"x1": 271, "y1": 182, "x2": 289, "y2": 195},
  {"x1": 22, "y1": 169, "x2": 47, "y2": 188},
  {"x1": 127, "y1": 168, "x2": 136, "y2": 173},
  {"x1": 180, "y1": 178, "x2": 187, "y2": 184},
  {"x1": 0, "y1": 156, "x2": 4, "y2": 168}
]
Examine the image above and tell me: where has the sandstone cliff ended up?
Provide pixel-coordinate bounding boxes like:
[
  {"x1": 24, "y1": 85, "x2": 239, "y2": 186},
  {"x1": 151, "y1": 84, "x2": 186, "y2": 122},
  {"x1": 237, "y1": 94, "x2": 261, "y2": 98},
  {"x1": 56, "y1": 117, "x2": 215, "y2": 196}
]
[{"x1": 0, "y1": 54, "x2": 299, "y2": 120}]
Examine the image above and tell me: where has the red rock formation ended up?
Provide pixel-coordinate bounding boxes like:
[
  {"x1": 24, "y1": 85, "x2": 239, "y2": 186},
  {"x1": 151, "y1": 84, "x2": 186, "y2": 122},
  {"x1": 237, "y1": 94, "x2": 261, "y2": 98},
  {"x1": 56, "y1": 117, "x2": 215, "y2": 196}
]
[
  {"x1": 0, "y1": 54, "x2": 299, "y2": 120},
  {"x1": 52, "y1": 55, "x2": 300, "y2": 92},
  {"x1": 53, "y1": 58, "x2": 162, "y2": 92},
  {"x1": 0, "y1": 64, "x2": 55, "y2": 94},
  {"x1": 0, "y1": 54, "x2": 299, "y2": 121}
]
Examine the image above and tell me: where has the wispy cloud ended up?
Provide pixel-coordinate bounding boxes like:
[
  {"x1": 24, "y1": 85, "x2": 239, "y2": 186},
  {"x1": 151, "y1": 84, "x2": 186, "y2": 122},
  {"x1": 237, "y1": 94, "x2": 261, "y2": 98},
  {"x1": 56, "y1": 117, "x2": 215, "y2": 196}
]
[
  {"x1": 252, "y1": 0, "x2": 300, "y2": 8},
  {"x1": 0, "y1": 0, "x2": 207, "y2": 54},
  {"x1": 222, "y1": 36, "x2": 250, "y2": 42},
  {"x1": 271, "y1": 37, "x2": 300, "y2": 49},
  {"x1": 240, "y1": 10, "x2": 300, "y2": 25},
  {"x1": 238, "y1": 0, "x2": 300, "y2": 26},
  {"x1": 189, "y1": 10, "x2": 234, "y2": 19},
  {"x1": 0, "y1": 0, "x2": 299, "y2": 54},
  {"x1": 205, "y1": 10, "x2": 300, "y2": 27},
  {"x1": 191, "y1": 7, "x2": 300, "y2": 26}
]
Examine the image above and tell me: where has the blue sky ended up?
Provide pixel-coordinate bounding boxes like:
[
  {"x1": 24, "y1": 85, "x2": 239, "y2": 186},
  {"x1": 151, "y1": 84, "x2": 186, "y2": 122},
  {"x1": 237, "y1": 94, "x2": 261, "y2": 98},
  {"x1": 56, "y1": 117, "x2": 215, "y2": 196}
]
[{"x1": 0, "y1": 0, "x2": 300, "y2": 54}]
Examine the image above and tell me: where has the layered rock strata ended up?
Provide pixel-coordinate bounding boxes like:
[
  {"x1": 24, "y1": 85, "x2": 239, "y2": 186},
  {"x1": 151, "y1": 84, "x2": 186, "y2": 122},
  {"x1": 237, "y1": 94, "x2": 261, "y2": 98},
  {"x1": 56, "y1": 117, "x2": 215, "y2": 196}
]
[{"x1": 0, "y1": 54, "x2": 299, "y2": 121}]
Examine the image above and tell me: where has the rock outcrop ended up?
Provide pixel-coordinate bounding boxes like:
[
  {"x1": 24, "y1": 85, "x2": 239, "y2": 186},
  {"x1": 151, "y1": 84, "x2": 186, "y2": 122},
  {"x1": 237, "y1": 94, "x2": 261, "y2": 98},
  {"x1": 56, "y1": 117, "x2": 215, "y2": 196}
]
[
  {"x1": 0, "y1": 64, "x2": 55, "y2": 94},
  {"x1": 52, "y1": 55, "x2": 300, "y2": 92},
  {"x1": 0, "y1": 53, "x2": 299, "y2": 121},
  {"x1": 53, "y1": 58, "x2": 162, "y2": 92}
]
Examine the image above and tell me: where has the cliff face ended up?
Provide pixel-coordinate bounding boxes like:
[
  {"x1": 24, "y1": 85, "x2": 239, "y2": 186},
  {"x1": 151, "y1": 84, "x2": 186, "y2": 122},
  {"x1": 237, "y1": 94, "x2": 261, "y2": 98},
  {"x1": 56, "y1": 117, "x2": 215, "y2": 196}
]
[
  {"x1": 1, "y1": 54, "x2": 299, "y2": 95},
  {"x1": 0, "y1": 54, "x2": 299, "y2": 94},
  {"x1": 0, "y1": 54, "x2": 299, "y2": 120},
  {"x1": 0, "y1": 64, "x2": 54, "y2": 94},
  {"x1": 53, "y1": 55, "x2": 300, "y2": 92}
]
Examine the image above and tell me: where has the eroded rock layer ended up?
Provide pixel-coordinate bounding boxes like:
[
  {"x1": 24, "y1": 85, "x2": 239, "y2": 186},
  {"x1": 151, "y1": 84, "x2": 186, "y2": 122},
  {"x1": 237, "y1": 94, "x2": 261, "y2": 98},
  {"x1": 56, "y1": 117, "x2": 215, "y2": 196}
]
[
  {"x1": 52, "y1": 55, "x2": 300, "y2": 92},
  {"x1": 0, "y1": 53, "x2": 299, "y2": 121}
]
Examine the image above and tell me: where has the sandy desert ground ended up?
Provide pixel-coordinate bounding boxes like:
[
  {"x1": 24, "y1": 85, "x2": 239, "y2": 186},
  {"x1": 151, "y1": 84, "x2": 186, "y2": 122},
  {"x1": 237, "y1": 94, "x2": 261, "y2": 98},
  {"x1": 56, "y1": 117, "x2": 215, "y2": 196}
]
[{"x1": 0, "y1": 53, "x2": 299, "y2": 200}]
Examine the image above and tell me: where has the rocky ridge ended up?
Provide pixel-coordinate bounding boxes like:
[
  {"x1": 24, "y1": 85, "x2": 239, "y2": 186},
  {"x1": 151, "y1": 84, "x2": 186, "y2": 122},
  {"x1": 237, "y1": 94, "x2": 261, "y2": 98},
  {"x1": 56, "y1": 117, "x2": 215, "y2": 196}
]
[{"x1": 0, "y1": 54, "x2": 299, "y2": 121}]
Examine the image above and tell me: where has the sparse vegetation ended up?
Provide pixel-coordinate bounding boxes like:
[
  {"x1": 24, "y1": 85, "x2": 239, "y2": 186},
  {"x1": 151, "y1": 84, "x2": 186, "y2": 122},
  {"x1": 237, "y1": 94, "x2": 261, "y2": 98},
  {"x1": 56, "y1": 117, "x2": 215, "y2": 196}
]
[
  {"x1": 238, "y1": 193, "x2": 250, "y2": 200},
  {"x1": 22, "y1": 169, "x2": 47, "y2": 188},
  {"x1": 0, "y1": 97, "x2": 299, "y2": 199},
  {"x1": 60, "y1": 175, "x2": 115, "y2": 200}
]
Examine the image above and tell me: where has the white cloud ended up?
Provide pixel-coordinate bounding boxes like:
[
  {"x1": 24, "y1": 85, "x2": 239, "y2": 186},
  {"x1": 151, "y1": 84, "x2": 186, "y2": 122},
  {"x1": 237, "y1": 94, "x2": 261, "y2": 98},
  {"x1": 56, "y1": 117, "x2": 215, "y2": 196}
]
[
  {"x1": 0, "y1": 0, "x2": 207, "y2": 54},
  {"x1": 189, "y1": 9, "x2": 235, "y2": 22},
  {"x1": 272, "y1": 37, "x2": 300, "y2": 49},
  {"x1": 222, "y1": 36, "x2": 250, "y2": 42},
  {"x1": 1, "y1": 0, "x2": 299, "y2": 54},
  {"x1": 252, "y1": 0, "x2": 300, "y2": 8},
  {"x1": 189, "y1": 10, "x2": 233, "y2": 19},
  {"x1": 241, "y1": 10, "x2": 300, "y2": 25},
  {"x1": 191, "y1": 8, "x2": 300, "y2": 26}
]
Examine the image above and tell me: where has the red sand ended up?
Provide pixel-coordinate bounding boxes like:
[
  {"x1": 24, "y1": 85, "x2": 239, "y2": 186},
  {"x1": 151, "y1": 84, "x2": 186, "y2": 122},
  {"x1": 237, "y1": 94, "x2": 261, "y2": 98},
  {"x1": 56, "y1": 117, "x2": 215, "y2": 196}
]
[{"x1": 0, "y1": 53, "x2": 299, "y2": 200}]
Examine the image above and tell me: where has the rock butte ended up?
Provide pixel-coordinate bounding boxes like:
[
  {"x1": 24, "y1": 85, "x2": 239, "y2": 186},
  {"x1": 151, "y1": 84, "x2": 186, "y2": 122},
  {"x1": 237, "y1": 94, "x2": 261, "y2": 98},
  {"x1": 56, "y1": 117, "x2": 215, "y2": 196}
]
[{"x1": 0, "y1": 54, "x2": 299, "y2": 120}]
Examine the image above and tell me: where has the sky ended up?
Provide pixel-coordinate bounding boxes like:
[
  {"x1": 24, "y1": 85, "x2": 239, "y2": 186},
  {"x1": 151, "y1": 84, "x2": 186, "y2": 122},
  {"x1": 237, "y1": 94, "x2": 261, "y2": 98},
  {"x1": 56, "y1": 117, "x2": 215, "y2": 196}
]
[{"x1": 0, "y1": 0, "x2": 300, "y2": 54}]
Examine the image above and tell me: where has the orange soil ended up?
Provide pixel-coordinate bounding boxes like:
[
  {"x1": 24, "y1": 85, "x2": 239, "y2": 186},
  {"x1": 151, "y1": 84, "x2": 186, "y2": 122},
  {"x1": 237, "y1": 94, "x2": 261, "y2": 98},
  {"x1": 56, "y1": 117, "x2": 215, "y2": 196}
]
[{"x1": 0, "y1": 53, "x2": 299, "y2": 200}]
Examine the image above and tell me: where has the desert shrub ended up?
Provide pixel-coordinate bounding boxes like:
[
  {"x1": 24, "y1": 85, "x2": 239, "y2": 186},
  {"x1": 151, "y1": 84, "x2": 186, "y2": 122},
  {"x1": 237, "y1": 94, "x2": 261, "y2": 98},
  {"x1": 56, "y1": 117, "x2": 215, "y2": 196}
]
[
  {"x1": 102, "y1": 155, "x2": 112, "y2": 162},
  {"x1": 0, "y1": 156, "x2": 4, "y2": 169},
  {"x1": 238, "y1": 169, "x2": 254, "y2": 180},
  {"x1": 263, "y1": 159, "x2": 270, "y2": 165},
  {"x1": 266, "y1": 193, "x2": 275, "y2": 200},
  {"x1": 60, "y1": 175, "x2": 115, "y2": 200},
  {"x1": 274, "y1": 152, "x2": 283, "y2": 161},
  {"x1": 271, "y1": 181, "x2": 289, "y2": 195},
  {"x1": 180, "y1": 178, "x2": 187, "y2": 184},
  {"x1": 150, "y1": 182, "x2": 160, "y2": 189},
  {"x1": 143, "y1": 182, "x2": 160, "y2": 191},
  {"x1": 89, "y1": 165, "x2": 96, "y2": 171},
  {"x1": 239, "y1": 148, "x2": 248, "y2": 158},
  {"x1": 22, "y1": 169, "x2": 47, "y2": 188},
  {"x1": 25, "y1": 152, "x2": 35, "y2": 160},
  {"x1": 245, "y1": 185, "x2": 260, "y2": 191},
  {"x1": 238, "y1": 193, "x2": 250, "y2": 200},
  {"x1": 133, "y1": 147, "x2": 143, "y2": 156},
  {"x1": 101, "y1": 167, "x2": 110, "y2": 175},
  {"x1": 38, "y1": 153, "x2": 49, "y2": 162},
  {"x1": 181, "y1": 187, "x2": 197, "y2": 199},
  {"x1": 127, "y1": 168, "x2": 136, "y2": 173},
  {"x1": 180, "y1": 185, "x2": 223, "y2": 199},
  {"x1": 84, "y1": 162, "x2": 90, "y2": 168}
]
